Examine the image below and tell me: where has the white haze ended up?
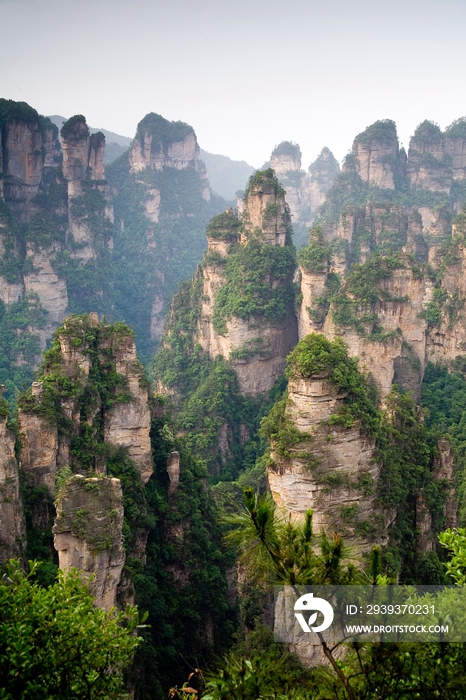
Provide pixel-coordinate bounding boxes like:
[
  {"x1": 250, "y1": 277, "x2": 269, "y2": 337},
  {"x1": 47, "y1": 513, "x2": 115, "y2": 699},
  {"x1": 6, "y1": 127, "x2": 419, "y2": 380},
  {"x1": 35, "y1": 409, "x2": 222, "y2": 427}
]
[{"x1": 0, "y1": 0, "x2": 465, "y2": 168}]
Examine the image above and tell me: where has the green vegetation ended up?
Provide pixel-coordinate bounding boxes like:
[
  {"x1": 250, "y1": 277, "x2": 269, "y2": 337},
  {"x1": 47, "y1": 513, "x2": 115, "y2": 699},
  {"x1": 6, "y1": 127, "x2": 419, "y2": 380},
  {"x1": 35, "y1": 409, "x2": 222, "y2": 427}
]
[
  {"x1": 0, "y1": 560, "x2": 142, "y2": 700},
  {"x1": 107, "y1": 147, "x2": 225, "y2": 364},
  {"x1": 60, "y1": 114, "x2": 89, "y2": 139},
  {"x1": 212, "y1": 239, "x2": 296, "y2": 333},
  {"x1": 0, "y1": 294, "x2": 47, "y2": 406},
  {"x1": 136, "y1": 113, "x2": 193, "y2": 153},
  {"x1": 0, "y1": 98, "x2": 40, "y2": 128},
  {"x1": 354, "y1": 119, "x2": 398, "y2": 147},
  {"x1": 445, "y1": 117, "x2": 466, "y2": 140},
  {"x1": 260, "y1": 335, "x2": 443, "y2": 578},
  {"x1": 206, "y1": 210, "x2": 241, "y2": 240},
  {"x1": 297, "y1": 226, "x2": 330, "y2": 273},
  {"x1": 18, "y1": 316, "x2": 135, "y2": 472},
  {"x1": 286, "y1": 334, "x2": 381, "y2": 435},
  {"x1": 410, "y1": 119, "x2": 443, "y2": 146},
  {"x1": 244, "y1": 168, "x2": 285, "y2": 198},
  {"x1": 271, "y1": 141, "x2": 301, "y2": 159}
]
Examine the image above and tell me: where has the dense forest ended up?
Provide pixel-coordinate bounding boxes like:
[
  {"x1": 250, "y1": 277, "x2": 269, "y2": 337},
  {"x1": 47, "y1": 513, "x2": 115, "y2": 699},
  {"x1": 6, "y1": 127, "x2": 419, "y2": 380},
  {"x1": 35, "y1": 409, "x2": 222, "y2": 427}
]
[{"x1": 3, "y1": 100, "x2": 466, "y2": 700}]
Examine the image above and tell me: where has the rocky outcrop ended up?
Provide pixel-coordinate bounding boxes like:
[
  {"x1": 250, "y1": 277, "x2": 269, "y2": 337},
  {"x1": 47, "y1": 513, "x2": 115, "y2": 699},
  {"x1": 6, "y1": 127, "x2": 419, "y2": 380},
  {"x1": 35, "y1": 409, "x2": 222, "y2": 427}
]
[
  {"x1": 53, "y1": 475, "x2": 125, "y2": 610},
  {"x1": 240, "y1": 169, "x2": 290, "y2": 246},
  {"x1": 0, "y1": 399, "x2": 26, "y2": 563},
  {"x1": 61, "y1": 117, "x2": 113, "y2": 263},
  {"x1": 308, "y1": 147, "x2": 341, "y2": 213},
  {"x1": 167, "y1": 451, "x2": 180, "y2": 495},
  {"x1": 103, "y1": 331, "x2": 153, "y2": 484},
  {"x1": 196, "y1": 174, "x2": 298, "y2": 394},
  {"x1": 347, "y1": 119, "x2": 405, "y2": 189},
  {"x1": 18, "y1": 315, "x2": 153, "y2": 492},
  {"x1": 263, "y1": 143, "x2": 340, "y2": 247},
  {"x1": 268, "y1": 362, "x2": 388, "y2": 551}
]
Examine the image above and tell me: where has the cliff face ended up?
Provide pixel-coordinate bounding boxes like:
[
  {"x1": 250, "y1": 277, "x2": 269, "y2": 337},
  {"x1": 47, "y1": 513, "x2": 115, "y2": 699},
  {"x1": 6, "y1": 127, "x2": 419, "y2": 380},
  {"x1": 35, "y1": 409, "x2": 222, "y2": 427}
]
[
  {"x1": 0, "y1": 101, "x2": 224, "y2": 401},
  {"x1": 108, "y1": 111, "x2": 225, "y2": 363},
  {"x1": 0, "y1": 397, "x2": 25, "y2": 563},
  {"x1": 18, "y1": 314, "x2": 153, "y2": 493},
  {"x1": 407, "y1": 120, "x2": 466, "y2": 204},
  {"x1": 53, "y1": 475, "x2": 125, "y2": 610},
  {"x1": 347, "y1": 119, "x2": 406, "y2": 189},
  {"x1": 267, "y1": 367, "x2": 386, "y2": 551},
  {"x1": 264, "y1": 142, "x2": 340, "y2": 247},
  {"x1": 269, "y1": 119, "x2": 466, "y2": 557},
  {"x1": 0, "y1": 104, "x2": 116, "y2": 404},
  {"x1": 195, "y1": 172, "x2": 298, "y2": 395}
]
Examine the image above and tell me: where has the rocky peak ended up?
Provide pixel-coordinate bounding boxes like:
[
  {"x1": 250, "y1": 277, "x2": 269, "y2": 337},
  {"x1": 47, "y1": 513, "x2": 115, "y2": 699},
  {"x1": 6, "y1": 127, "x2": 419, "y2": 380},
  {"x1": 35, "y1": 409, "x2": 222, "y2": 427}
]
[
  {"x1": 129, "y1": 112, "x2": 199, "y2": 173},
  {"x1": 270, "y1": 141, "x2": 302, "y2": 174},
  {"x1": 0, "y1": 99, "x2": 59, "y2": 223},
  {"x1": 18, "y1": 314, "x2": 153, "y2": 492},
  {"x1": 61, "y1": 115, "x2": 105, "y2": 183},
  {"x1": 308, "y1": 147, "x2": 341, "y2": 217},
  {"x1": 444, "y1": 118, "x2": 466, "y2": 182},
  {"x1": 205, "y1": 208, "x2": 241, "y2": 257},
  {"x1": 0, "y1": 389, "x2": 26, "y2": 563},
  {"x1": 241, "y1": 168, "x2": 290, "y2": 246},
  {"x1": 266, "y1": 335, "x2": 388, "y2": 551},
  {"x1": 407, "y1": 120, "x2": 452, "y2": 193},
  {"x1": 348, "y1": 119, "x2": 404, "y2": 189},
  {"x1": 53, "y1": 474, "x2": 125, "y2": 610}
]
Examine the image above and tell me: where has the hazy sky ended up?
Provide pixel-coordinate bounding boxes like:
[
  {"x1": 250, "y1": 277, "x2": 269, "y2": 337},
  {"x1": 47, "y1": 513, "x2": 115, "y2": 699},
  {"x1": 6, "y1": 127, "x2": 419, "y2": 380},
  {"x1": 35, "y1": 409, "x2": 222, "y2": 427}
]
[{"x1": 1, "y1": 0, "x2": 466, "y2": 168}]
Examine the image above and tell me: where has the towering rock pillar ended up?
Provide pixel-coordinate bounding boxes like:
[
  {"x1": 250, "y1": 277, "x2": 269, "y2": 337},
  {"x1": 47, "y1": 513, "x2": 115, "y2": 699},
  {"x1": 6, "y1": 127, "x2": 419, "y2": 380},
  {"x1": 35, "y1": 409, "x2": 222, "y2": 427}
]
[
  {"x1": 61, "y1": 116, "x2": 114, "y2": 263},
  {"x1": 197, "y1": 170, "x2": 298, "y2": 394},
  {"x1": 0, "y1": 391, "x2": 26, "y2": 563},
  {"x1": 53, "y1": 475, "x2": 125, "y2": 611}
]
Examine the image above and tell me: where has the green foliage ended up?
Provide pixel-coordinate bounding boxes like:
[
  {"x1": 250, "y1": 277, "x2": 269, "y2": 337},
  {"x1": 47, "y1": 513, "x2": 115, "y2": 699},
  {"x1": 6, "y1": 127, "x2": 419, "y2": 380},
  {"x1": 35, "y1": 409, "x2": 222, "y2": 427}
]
[
  {"x1": 410, "y1": 120, "x2": 443, "y2": 145},
  {"x1": 244, "y1": 169, "x2": 285, "y2": 198},
  {"x1": 0, "y1": 293, "x2": 47, "y2": 407},
  {"x1": 259, "y1": 395, "x2": 309, "y2": 459},
  {"x1": 330, "y1": 253, "x2": 407, "y2": 334},
  {"x1": 0, "y1": 560, "x2": 142, "y2": 699},
  {"x1": 212, "y1": 239, "x2": 296, "y2": 333},
  {"x1": 107, "y1": 146, "x2": 224, "y2": 364},
  {"x1": 420, "y1": 287, "x2": 449, "y2": 327},
  {"x1": 136, "y1": 112, "x2": 193, "y2": 153},
  {"x1": 421, "y1": 361, "x2": 466, "y2": 523},
  {"x1": 224, "y1": 488, "x2": 357, "y2": 585},
  {"x1": 60, "y1": 114, "x2": 89, "y2": 139},
  {"x1": 445, "y1": 117, "x2": 466, "y2": 140},
  {"x1": 206, "y1": 211, "x2": 241, "y2": 240},
  {"x1": 286, "y1": 334, "x2": 381, "y2": 435},
  {"x1": 18, "y1": 315, "x2": 136, "y2": 470},
  {"x1": 354, "y1": 119, "x2": 398, "y2": 147},
  {"x1": 0, "y1": 98, "x2": 40, "y2": 128},
  {"x1": 0, "y1": 196, "x2": 23, "y2": 284},
  {"x1": 27, "y1": 210, "x2": 64, "y2": 251},
  {"x1": 439, "y1": 527, "x2": 466, "y2": 584},
  {"x1": 271, "y1": 141, "x2": 301, "y2": 159},
  {"x1": 297, "y1": 226, "x2": 330, "y2": 273},
  {"x1": 131, "y1": 421, "x2": 234, "y2": 699},
  {"x1": 203, "y1": 640, "x2": 312, "y2": 700}
]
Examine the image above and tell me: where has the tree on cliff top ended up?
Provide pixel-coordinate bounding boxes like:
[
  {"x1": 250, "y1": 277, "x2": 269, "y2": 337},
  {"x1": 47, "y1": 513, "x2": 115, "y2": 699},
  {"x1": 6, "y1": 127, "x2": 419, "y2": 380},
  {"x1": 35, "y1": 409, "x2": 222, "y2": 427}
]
[{"x1": 0, "y1": 560, "x2": 143, "y2": 700}]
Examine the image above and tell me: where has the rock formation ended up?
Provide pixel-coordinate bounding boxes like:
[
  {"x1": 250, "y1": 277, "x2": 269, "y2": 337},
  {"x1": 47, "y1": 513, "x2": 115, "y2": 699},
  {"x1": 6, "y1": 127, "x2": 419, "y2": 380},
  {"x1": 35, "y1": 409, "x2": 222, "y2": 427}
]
[
  {"x1": 267, "y1": 354, "x2": 386, "y2": 551},
  {"x1": 195, "y1": 171, "x2": 298, "y2": 394},
  {"x1": 262, "y1": 142, "x2": 340, "y2": 247},
  {"x1": 109, "y1": 111, "x2": 225, "y2": 362},
  {"x1": 346, "y1": 119, "x2": 406, "y2": 189},
  {"x1": 0, "y1": 392, "x2": 26, "y2": 563},
  {"x1": 53, "y1": 475, "x2": 125, "y2": 610},
  {"x1": 18, "y1": 314, "x2": 153, "y2": 493}
]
